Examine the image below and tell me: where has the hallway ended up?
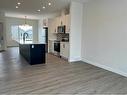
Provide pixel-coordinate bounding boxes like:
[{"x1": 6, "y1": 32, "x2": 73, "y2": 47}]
[{"x1": 0, "y1": 47, "x2": 127, "y2": 94}]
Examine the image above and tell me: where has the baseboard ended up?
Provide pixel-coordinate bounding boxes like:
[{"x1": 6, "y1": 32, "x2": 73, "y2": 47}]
[
  {"x1": 69, "y1": 57, "x2": 82, "y2": 62},
  {"x1": 82, "y1": 59, "x2": 127, "y2": 77},
  {"x1": 7, "y1": 46, "x2": 19, "y2": 48}
]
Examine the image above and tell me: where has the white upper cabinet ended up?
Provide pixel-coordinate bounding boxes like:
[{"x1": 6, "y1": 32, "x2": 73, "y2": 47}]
[
  {"x1": 55, "y1": 15, "x2": 66, "y2": 26},
  {"x1": 57, "y1": 14, "x2": 70, "y2": 33},
  {"x1": 48, "y1": 18, "x2": 56, "y2": 33},
  {"x1": 61, "y1": 15, "x2": 66, "y2": 26},
  {"x1": 52, "y1": 19, "x2": 56, "y2": 33},
  {"x1": 48, "y1": 14, "x2": 70, "y2": 34},
  {"x1": 53, "y1": 18, "x2": 58, "y2": 33},
  {"x1": 65, "y1": 14, "x2": 70, "y2": 33},
  {"x1": 55, "y1": 17, "x2": 60, "y2": 33},
  {"x1": 53, "y1": 18, "x2": 57, "y2": 33}
]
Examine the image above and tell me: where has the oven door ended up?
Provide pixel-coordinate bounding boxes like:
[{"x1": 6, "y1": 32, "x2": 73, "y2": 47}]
[{"x1": 54, "y1": 42, "x2": 60, "y2": 52}]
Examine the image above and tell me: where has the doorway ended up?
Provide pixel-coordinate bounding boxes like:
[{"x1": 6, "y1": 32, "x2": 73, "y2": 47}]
[
  {"x1": 0, "y1": 22, "x2": 4, "y2": 51},
  {"x1": 43, "y1": 27, "x2": 48, "y2": 53}
]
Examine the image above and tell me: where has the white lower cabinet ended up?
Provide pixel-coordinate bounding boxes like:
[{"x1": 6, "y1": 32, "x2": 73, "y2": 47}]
[
  {"x1": 48, "y1": 40, "x2": 54, "y2": 53},
  {"x1": 60, "y1": 42, "x2": 69, "y2": 59}
]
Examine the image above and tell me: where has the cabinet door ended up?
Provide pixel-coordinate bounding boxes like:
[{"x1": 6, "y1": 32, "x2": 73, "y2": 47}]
[
  {"x1": 53, "y1": 18, "x2": 56, "y2": 33},
  {"x1": 56, "y1": 17, "x2": 61, "y2": 26},
  {"x1": 54, "y1": 17, "x2": 59, "y2": 33},
  {"x1": 51, "y1": 41, "x2": 54, "y2": 53},
  {"x1": 48, "y1": 41, "x2": 52, "y2": 53},
  {"x1": 65, "y1": 14, "x2": 70, "y2": 33},
  {"x1": 60, "y1": 43, "x2": 64, "y2": 57},
  {"x1": 49, "y1": 41, "x2": 54, "y2": 53},
  {"x1": 60, "y1": 42, "x2": 69, "y2": 59},
  {"x1": 61, "y1": 15, "x2": 66, "y2": 26},
  {"x1": 64, "y1": 43, "x2": 69, "y2": 58},
  {"x1": 49, "y1": 19, "x2": 55, "y2": 33},
  {"x1": 52, "y1": 18, "x2": 57, "y2": 33}
]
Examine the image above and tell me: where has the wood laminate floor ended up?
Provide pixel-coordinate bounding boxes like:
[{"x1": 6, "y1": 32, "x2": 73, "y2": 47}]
[{"x1": 0, "y1": 47, "x2": 127, "y2": 94}]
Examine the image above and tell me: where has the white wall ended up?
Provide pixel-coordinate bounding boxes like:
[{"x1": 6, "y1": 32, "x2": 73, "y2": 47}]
[
  {"x1": 48, "y1": 18, "x2": 57, "y2": 40},
  {"x1": 82, "y1": 0, "x2": 127, "y2": 77},
  {"x1": 0, "y1": 12, "x2": 5, "y2": 17},
  {"x1": 5, "y1": 17, "x2": 38, "y2": 47},
  {"x1": 38, "y1": 19, "x2": 46, "y2": 43},
  {"x1": 69, "y1": 1, "x2": 83, "y2": 62}
]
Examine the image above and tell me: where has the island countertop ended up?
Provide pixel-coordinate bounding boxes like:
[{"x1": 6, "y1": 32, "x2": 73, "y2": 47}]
[{"x1": 17, "y1": 40, "x2": 46, "y2": 45}]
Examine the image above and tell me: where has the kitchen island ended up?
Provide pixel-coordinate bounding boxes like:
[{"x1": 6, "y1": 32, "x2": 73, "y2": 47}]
[{"x1": 19, "y1": 41, "x2": 46, "y2": 65}]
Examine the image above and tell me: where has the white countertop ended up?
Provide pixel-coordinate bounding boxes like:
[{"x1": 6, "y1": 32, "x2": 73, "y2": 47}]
[
  {"x1": 49, "y1": 39, "x2": 57, "y2": 41},
  {"x1": 17, "y1": 40, "x2": 45, "y2": 45}
]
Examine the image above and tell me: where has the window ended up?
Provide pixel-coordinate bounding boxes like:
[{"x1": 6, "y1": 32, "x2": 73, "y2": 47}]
[
  {"x1": 11, "y1": 25, "x2": 33, "y2": 43},
  {"x1": 11, "y1": 25, "x2": 19, "y2": 41}
]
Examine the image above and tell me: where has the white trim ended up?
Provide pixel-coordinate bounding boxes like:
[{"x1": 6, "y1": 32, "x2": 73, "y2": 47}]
[
  {"x1": 82, "y1": 59, "x2": 127, "y2": 77},
  {"x1": 69, "y1": 57, "x2": 82, "y2": 62}
]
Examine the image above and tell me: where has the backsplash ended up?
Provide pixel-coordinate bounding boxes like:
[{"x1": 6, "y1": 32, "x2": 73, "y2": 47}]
[{"x1": 57, "y1": 33, "x2": 69, "y2": 41}]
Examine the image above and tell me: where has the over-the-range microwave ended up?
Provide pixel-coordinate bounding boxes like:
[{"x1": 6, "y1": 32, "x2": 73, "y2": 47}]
[{"x1": 57, "y1": 25, "x2": 66, "y2": 33}]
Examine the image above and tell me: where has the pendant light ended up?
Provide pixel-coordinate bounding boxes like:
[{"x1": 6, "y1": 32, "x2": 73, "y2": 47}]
[{"x1": 19, "y1": 16, "x2": 32, "y2": 31}]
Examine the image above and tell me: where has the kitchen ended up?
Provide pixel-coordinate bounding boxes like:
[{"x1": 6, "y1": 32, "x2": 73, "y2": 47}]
[
  {"x1": 2, "y1": 0, "x2": 127, "y2": 94},
  {"x1": 0, "y1": 0, "x2": 81, "y2": 63},
  {"x1": 46, "y1": 9, "x2": 70, "y2": 61}
]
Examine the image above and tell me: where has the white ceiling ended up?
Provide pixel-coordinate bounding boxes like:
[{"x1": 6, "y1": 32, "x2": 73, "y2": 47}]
[{"x1": 0, "y1": 0, "x2": 88, "y2": 19}]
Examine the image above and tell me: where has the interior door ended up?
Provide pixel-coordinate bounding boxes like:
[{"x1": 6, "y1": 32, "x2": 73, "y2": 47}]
[{"x1": 0, "y1": 22, "x2": 4, "y2": 51}]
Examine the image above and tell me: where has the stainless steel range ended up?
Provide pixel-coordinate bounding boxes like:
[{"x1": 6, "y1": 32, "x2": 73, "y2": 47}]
[{"x1": 54, "y1": 41, "x2": 60, "y2": 53}]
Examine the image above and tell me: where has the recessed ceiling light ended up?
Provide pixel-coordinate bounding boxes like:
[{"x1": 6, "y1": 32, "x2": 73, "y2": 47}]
[
  {"x1": 37, "y1": 9, "x2": 41, "y2": 12},
  {"x1": 43, "y1": 6, "x2": 46, "y2": 9},
  {"x1": 17, "y1": 2, "x2": 21, "y2": 5},
  {"x1": 16, "y1": 6, "x2": 19, "y2": 8},
  {"x1": 48, "y1": 3, "x2": 51, "y2": 6}
]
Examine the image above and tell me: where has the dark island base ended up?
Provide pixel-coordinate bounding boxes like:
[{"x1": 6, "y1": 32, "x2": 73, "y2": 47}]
[{"x1": 19, "y1": 44, "x2": 46, "y2": 65}]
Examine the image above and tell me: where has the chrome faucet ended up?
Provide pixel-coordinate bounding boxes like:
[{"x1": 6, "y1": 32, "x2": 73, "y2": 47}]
[{"x1": 23, "y1": 32, "x2": 28, "y2": 42}]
